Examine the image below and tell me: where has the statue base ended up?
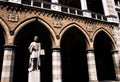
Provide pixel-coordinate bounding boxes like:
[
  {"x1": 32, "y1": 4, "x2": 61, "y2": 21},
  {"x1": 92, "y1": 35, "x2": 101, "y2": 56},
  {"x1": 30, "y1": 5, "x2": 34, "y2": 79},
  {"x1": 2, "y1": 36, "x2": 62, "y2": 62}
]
[{"x1": 28, "y1": 70, "x2": 40, "y2": 82}]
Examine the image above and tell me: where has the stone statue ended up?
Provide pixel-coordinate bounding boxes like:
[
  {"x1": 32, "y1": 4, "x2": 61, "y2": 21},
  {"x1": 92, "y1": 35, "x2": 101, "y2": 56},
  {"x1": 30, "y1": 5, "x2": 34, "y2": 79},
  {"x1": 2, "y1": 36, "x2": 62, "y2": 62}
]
[{"x1": 28, "y1": 36, "x2": 41, "y2": 72}]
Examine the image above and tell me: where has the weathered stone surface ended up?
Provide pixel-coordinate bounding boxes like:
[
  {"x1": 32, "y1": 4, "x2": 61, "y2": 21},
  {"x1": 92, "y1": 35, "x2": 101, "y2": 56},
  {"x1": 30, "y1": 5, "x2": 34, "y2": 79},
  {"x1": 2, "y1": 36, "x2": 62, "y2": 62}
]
[{"x1": 28, "y1": 70, "x2": 40, "y2": 82}]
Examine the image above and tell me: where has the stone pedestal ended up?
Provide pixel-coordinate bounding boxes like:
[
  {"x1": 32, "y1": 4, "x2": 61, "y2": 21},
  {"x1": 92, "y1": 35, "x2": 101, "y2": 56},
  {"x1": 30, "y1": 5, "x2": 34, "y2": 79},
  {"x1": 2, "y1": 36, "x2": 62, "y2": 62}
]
[{"x1": 28, "y1": 70, "x2": 40, "y2": 82}]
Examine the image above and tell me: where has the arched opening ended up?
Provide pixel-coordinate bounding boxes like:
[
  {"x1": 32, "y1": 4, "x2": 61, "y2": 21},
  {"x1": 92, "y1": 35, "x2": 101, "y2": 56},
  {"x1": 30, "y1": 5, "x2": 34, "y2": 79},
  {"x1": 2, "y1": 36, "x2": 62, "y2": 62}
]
[
  {"x1": 61, "y1": 27, "x2": 89, "y2": 82},
  {"x1": 0, "y1": 25, "x2": 5, "y2": 80},
  {"x1": 13, "y1": 21, "x2": 52, "y2": 82},
  {"x1": 94, "y1": 31, "x2": 116, "y2": 81},
  {"x1": 87, "y1": 0, "x2": 104, "y2": 14}
]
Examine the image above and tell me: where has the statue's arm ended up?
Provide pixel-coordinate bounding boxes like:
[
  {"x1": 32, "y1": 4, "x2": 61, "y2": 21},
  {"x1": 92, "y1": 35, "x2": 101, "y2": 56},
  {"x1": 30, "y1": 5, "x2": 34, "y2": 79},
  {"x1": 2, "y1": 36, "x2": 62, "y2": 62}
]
[
  {"x1": 28, "y1": 42, "x2": 33, "y2": 53},
  {"x1": 38, "y1": 43, "x2": 41, "y2": 55}
]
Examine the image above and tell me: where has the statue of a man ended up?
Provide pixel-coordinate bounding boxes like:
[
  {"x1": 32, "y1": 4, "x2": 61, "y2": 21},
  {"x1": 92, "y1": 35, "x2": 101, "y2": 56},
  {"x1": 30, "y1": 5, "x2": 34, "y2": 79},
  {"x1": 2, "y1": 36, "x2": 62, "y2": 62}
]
[{"x1": 28, "y1": 36, "x2": 41, "y2": 72}]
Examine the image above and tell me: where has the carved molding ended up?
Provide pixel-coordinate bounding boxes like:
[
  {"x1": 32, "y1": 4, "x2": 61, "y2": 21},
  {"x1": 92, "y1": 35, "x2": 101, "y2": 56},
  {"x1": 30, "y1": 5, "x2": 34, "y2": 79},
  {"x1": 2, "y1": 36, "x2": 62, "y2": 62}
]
[
  {"x1": 53, "y1": 18, "x2": 62, "y2": 28},
  {"x1": 86, "y1": 24, "x2": 93, "y2": 32},
  {"x1": 8, "y1": 13, "x2": 19, "y2": 22}
]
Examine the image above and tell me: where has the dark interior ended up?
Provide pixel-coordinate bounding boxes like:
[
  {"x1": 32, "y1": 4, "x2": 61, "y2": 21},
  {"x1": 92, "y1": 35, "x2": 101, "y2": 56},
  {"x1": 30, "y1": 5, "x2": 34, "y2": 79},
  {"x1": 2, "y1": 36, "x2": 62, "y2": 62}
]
[
  {"x1": 61, "y1": 27, "x2": 89, "y2": 82},
  {"x1": 94, "y1": 31, "x2": 116, "y2": 81},
  {"x1": 87, "y1": 0, "x2": 104, "y2": 14},
  {"x1": 59, "y1": 0, "x2": 81, "y2": 9},
  {"x1": 114, "y1": 0, "x2": 120, "y2": 5},
  {"x1": 0, "y1": 25, "x2": 5, "y2": 81}
]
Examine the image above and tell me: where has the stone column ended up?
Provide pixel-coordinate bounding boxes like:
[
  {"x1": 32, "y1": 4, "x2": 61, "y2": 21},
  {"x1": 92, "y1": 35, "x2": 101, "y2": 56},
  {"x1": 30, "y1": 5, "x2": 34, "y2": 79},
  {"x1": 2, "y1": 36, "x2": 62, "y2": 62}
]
[
  {"x1": 86, "y1": 49, "x2": 98, "y2": 82},
  {"x1": 80, "y1": 0, "x2": 87, "y2": 10},
  {"x1": 51, "y1": 0, "x2": 61, "y2": 11},
  {"x1": 1, "y1": 45, "x2": 16, "y2": 82},
  {"x1": 80, "y1": 0, "x2": 91, "y2": 17},
  {"x1": 102, "y1": 0, "x2": 118, "y2": 23},
  {"x1": 52, "y1": 48, "x2": 62, "y2": 82},
  {"x1": 112, "y1": 51, "x2": 120, "y2": 81},
  {"x1": 31, "y1": 0, "x2": 33, "y2": 6}
]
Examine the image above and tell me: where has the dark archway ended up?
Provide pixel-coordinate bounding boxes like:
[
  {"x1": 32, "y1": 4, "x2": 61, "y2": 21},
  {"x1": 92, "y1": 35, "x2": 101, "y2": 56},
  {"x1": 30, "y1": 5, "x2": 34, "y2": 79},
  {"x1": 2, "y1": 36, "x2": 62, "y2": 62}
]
[
  {"x1": 94, "y1": 31, "x2": 116, "y2": 81},
  {"x1": 61, "y1": 27, "x2": 89, "y2": 82},
  {"x1": 13, "y1": 21, "x2": 52, "y2": 82},
  {"x1": 0, "y1": 25, "x2": 5, "y2": 80}
]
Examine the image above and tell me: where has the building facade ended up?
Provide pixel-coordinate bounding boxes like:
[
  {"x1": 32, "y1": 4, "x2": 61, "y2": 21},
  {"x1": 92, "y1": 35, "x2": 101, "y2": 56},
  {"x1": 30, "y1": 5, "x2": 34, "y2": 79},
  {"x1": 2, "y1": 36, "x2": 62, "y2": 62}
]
[{"x1": 0, "y1": 0, "x2": 120, "y2": 82}]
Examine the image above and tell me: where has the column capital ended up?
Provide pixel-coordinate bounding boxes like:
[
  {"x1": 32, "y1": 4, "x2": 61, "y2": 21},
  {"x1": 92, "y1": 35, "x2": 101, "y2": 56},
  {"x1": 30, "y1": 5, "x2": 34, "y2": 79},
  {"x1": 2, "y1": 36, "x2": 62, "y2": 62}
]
[
  {"x1": 52, "y1": 48, "x2": 61, "y2": 52},
  {"x1": 86, "y1": 49, "x2": 94, "y2": 52},
  {"x1": 4, "y1": 44, "x2": 16, "y2": 49},
  {"x1": 4, "y1": 44, "x2": 16, "y2": 48}
]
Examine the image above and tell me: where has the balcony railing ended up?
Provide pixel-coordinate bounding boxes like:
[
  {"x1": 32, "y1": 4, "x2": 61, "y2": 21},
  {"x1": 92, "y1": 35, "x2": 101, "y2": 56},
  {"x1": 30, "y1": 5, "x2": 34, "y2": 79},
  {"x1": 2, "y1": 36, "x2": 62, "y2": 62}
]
[{"x1": 1, "y1": 0, "x2": 107, "y2": 22}]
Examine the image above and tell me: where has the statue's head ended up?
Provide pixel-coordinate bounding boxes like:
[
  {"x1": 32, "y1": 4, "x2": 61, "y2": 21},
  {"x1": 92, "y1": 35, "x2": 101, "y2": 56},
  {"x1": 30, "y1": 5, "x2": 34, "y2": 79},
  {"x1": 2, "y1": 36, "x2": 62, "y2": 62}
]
[{"x1": 34, "y1": 36, "x2": 39, "y2": 42}]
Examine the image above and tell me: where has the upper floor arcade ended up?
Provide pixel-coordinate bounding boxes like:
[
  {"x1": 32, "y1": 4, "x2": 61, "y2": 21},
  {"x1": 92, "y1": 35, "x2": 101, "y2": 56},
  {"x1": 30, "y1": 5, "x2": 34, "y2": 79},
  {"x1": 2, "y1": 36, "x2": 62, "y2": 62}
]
[{"x1": 0, "y1": 0, "x2": 118, "y2": 23}]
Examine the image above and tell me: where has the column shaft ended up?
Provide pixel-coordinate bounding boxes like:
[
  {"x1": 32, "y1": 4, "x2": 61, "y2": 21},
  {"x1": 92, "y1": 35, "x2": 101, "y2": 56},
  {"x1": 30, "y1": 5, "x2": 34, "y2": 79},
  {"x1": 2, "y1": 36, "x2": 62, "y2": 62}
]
[
  {"x1": 112, "y1": 51, "x2": 120, "y2": 80},
  {"x1": 1, "y1": 45, "x2": 16, "y2": 82},
  {"x1": 52, "y1": 48, "x2": 61, "y2": 82},
  {"x1": 87, "y1": 50, "x2": 98, "y2": 82},
  {"x1": 102, "y1": 0, "x2": 118, "y2": 22},
  {"x1": 80, "y1": 0, "x2": 87, "y2": 10},
  {"x1": 80, "y1": 0, "x2": 91, "y2": 17}
]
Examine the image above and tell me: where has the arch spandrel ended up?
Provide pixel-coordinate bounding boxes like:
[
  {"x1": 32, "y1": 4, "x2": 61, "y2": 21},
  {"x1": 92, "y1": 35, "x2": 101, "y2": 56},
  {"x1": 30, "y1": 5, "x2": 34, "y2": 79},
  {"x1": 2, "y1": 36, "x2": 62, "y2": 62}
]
[
  {"x1": 59, "y1": 23, "x2": 91, "y2": 49},
  {"x1": 92, "y1": 27, "x2": 117, "y2": 50},
  {"x1": 13, "y1": 17, "x2": 56, "y2": 48}
]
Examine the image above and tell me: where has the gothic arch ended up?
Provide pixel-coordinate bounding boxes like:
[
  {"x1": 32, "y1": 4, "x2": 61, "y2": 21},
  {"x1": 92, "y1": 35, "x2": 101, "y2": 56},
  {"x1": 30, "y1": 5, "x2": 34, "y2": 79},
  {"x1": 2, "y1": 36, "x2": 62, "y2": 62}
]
[
  {"x1": 13, "y1": 17, "x2": 54, "y2": 82},
  {"x1": 59, "y1": 23, "x2": 90, "y2": 49},
  {"x1": 13, "y1": 17, "x2": 56, "y2": 47},
  {"x1": 60, "y1": 23, "x2": 89, "y2": 82},
  {"x1": 93, "y1": 27, "x2": 117, "y2": 81},
  {"x1": 0, "y1": 18, "x2": 10, "y2": 44},
  {"x1": 92, "y1": 27, "x2": 116, "y2": 50}
]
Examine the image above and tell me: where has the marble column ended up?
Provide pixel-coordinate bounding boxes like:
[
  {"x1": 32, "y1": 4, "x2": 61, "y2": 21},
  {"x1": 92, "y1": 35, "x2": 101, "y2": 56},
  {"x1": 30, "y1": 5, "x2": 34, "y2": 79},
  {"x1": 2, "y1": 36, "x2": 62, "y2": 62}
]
[
  {"x1": 52, "y1": 48, "x2": 62, "y2": 82},
  {"x1": 112, "y1": 51, "x2": 120, "y2": 81},
  {"x1": 86, "y1": 49, "x2": 98, "y2": 82},
  {"x1": 1, "y1": 45, "x2": 16, "y2": 82},
  {"x1": 80, "y1": 0, "x2": 91, "y2": 17},
  {"x1": 31, "y1": 0, "x2": 33, "y2": 6},
  {"x1": 80, "y1": 0, "x2": 87, "y2": 10}
]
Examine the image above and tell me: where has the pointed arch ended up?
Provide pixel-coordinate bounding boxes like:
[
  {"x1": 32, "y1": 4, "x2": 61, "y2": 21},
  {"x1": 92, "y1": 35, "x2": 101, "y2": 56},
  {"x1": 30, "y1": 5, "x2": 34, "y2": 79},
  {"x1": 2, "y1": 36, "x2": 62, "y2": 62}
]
[
  {"x1": 59, "y1": 23, "x2": 90, "y2": 49},
  {"x1": 93, "y1": 27, "x2": 116, "y2": 81},
  {"x1": 13, "y1": 17, "x2": 56, "y2": 47},
  {"x1": 92, "y1": 28, "x2": 116, "y2": 50},
  {"x1": 13, "y1": 17, "x2": 54, "y2": 82},
  {"x1": 60, "y1": 23, "x2": 89, "y2": 82}
]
